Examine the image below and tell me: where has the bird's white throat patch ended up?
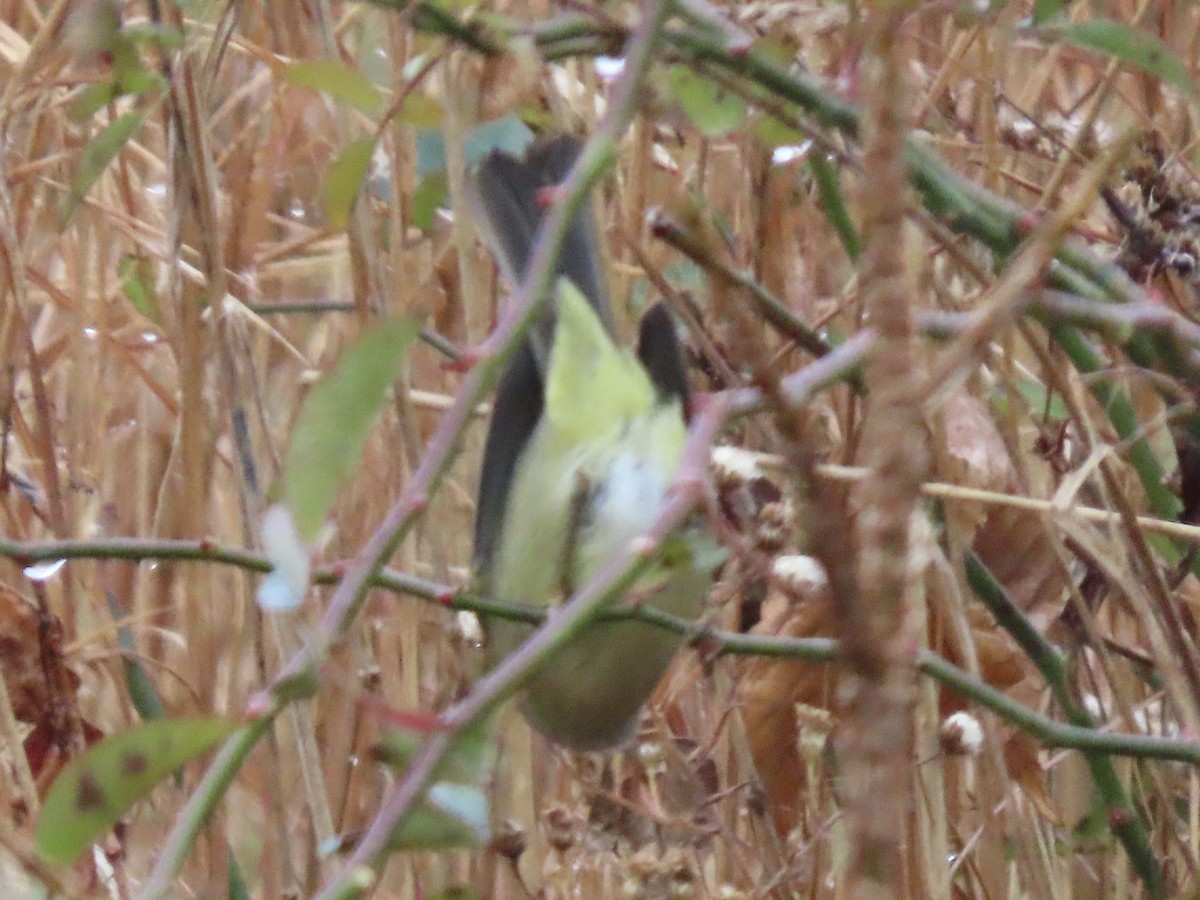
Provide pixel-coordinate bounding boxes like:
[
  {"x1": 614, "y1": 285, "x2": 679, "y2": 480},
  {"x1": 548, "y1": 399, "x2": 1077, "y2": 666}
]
[{"x1": 578, "y1": 450, "x2": 670, "y2": 575}]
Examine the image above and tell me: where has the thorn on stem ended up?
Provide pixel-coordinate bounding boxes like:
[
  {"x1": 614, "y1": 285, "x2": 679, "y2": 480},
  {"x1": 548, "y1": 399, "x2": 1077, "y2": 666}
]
[
  {"x1": 535, "y1": 185, "x2": 562, "y2": 209},
  {"x1": 646, "y1": 208, "x2": 681, "y2": 242},
  {"x1": 244, "y1": 691, "x2": 273, "y2": 719},
  {"x1": 1016, "y1": 210, "x2": 1042, "y2": 235},
  {"x1": 441, "y1": 346, "x2": 484, "y2": 374},
  {"x1": 688, "y1": 391, "x2": 716, "y2": 418}
]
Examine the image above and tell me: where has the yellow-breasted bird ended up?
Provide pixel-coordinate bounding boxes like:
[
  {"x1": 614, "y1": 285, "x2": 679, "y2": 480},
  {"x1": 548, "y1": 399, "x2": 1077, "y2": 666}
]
[{"x1": 470, "y1": 136, "x2": 714, "y2": 750}]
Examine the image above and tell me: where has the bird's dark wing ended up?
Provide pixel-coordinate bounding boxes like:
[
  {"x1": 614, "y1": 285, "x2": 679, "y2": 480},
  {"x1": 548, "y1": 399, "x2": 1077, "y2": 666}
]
[
  {"x1": 472, "y1": 340, "x2": 544, "y2": 582},
  {"x1": 470, "y1": 135, "x2": 614, "y2": 576},
  {"x1": 636, "y1": 302, "x2": 692, "y2": 422}
]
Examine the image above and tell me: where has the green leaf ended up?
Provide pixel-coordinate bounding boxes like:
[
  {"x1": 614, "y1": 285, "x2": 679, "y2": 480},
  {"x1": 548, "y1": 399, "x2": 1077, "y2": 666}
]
[
  {"x1": 1043, "y1": 19, "x2": 1196, "y2": 97},
  {"x1": 227, "y1": 847, "x2": 250, "y2": 900},
  {"x1": 68, "y1": 82, "x2": 119, "y2": 123},
  {"x1": 1002, "y1": 377, "x2": 1069, "y2": 421},
  {"x1": 666, "y1": 65, "x2": 747, "y2": 137},
  {"x1": 808, "y1": 152, "x2": 861, "y2": 261},
  {"x1": 390, "y1": 804, "x2": 487, "y2": 849},
  {"x1": 1032, "y1": 0, "x2": 1070, "y2": 23},
  {"x1": 115, "y1": 67, "x2": 167, "y2": 98},
  {"x1": 375, "y1": 725, "x2": 492, "y2": 784},
  {"x1": 284, "y1": 317, "x2": 420, "y2": 539},
  {"x1": 379, "y1": 726, "x2": 495, "y2": 850},
  {"x1": 37, "y1": 717, "x2": 234, "y2": 864},
  {"x1": 282, "y1": 59, "x2": 382, "y2": 114},
  {"x1": 753, "y1": 114, "x2": 803, "y2": 149},
  {"x1": 324, "y1": 136, "x2": 377, "y2": 230},
  {"x1": 1069, "y1": 789, "x2": 1112, "y2": 848},
  {"x1": 750, "y1": 35, "x2": 799, "y2": 69},
  {"x1": 428, "y1": 890, "x2": 477, "y2": 900},
  {"x1": 411, "y1": 172, "x2": 447, "y2": 232},
  {"x1": 104, "y1": 593, "x2": 165, "y2": 721},
  {"x1": 391, "y1": 93, "x2": 443, "y2": 129},
  {"x1": 58, "y1": 111, "x2": 148, "y2": 229},
  {"x1": 118, "y1": 255, "x2": 160, "y2": 324},
  {"x1": 122, "y1": 23, "x2": 185, "y2": 48},
  {"x1": 108, "y1": 34, "x2": 150, "y2": 94},
  {"x1": 516, "y1": 101, "x2": 556, "y2": 131},
  {"x1": 69, "y1": 69, "x2": 165, "y2": 124},
  {"x1": 273, "y1": 664, "x2": 321, "y2": 704}
]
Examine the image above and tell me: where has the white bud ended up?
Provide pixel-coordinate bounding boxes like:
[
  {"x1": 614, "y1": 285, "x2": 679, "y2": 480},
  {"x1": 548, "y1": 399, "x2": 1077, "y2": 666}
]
[
  {"x1": 939, "y1": 712, "x2": 984, "y2": 756},
  {"x1": 772, "y1": 555, "x2": 828, "y2": 592},
  {"x1": 455, "y1": 611, "x2": 483, "y2": 645},
  {"x1": 710, "y1": 445, "x2": 763, "y2": 482}
]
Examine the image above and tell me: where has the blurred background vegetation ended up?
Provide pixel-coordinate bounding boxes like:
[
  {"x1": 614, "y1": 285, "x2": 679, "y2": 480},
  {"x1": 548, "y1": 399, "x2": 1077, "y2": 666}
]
[{"x1": 4, "y1": 0, "x2": 1200, "y2": 897}]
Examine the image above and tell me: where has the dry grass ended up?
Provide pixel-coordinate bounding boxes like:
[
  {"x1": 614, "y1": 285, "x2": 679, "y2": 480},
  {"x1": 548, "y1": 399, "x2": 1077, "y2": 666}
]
[{"x1": 2, "y1": 0, "x2": 1200, "y2": 897}]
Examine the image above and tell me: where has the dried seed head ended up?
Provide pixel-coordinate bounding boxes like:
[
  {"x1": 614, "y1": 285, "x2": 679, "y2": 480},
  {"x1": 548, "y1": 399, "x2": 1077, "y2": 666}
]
[
  {"x1": 756, "y1": 498, "x2": 796, "y2": 552},
  {"x1": 637, "y1": 738, "x2": 666, "y2": 776},
  {"x1": 939, "y1": 711, "x2": 984, "y2": 756},
  {"x1": 542, "y1": 803, "x2": 579, "y2": 853},
  {"x1": 711, "y1": 445, "x2": 763, "y2": 484},
  {"x1": 772, "y1": 555, "x2": 828, "y2": 595},
  {"x1": 489, "y1": 818, "x2": 526, "y2": 861}
]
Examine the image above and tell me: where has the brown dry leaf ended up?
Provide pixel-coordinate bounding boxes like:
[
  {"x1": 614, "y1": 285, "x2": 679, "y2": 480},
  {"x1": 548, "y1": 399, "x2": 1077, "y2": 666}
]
[
  {"x1": 1003, "y1": 731, "x2": 1061, "y2": 825},
  {"x1": 942, "y1": 390, "x2": 1016, "y2": 492},
  {"x1": 933, "y1": 604, "x2": 1029, "y2": 716},
  {"x1": 927, "y1": 544, "x2": 1033, "y2": 723},
  {"x1": 940, "y1": 389, "x2": 1017, "y2": 541},
  {"x1": 0, "y1": 582, "x2": 78, "y2": 725},
  {"x1": 0, "y1": 581, "x2": 89, "y2": 792},
  {"x1": 972, "y1": 506, "x2": 1071, "y2": 632},
  {"x1": 970, "y1": 615, "x2": 1029, "y2": 692},
  {"x1": 738, "y1": 562, "x2": 835, "y2": 835},
  {"x1": 947, "y1": 386, "x2": 1068, "y2": 632}
]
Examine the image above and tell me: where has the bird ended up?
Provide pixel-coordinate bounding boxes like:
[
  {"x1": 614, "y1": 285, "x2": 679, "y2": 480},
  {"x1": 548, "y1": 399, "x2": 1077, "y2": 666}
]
[{"x1": 469, "y1": 135, "x2": 714, "y2": 751}]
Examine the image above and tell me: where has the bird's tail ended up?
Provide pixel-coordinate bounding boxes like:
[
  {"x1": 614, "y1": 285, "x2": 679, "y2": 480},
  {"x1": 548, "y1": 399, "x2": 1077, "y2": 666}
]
[{"x1": 470, "y1": 135, "x2": 613, "y2": 346}]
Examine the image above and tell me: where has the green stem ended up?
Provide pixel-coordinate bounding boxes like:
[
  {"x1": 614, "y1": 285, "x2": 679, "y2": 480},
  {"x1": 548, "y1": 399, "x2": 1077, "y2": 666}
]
[
  {"x1": 139, "y1": 719, "x2": 272, "y2": 900},
  {"x1": 965, "y1": 550, "x2": 1164, "y2": 899},
  {"x1": 6, "y1": 536, "x2": 1197, "y2": 764},
  {"x1": 808, "y1": 149, "x2": 861, "y2": 261},
  {"x1": 1046, "y1": 323, "x2": 1182, "y2": 521}
]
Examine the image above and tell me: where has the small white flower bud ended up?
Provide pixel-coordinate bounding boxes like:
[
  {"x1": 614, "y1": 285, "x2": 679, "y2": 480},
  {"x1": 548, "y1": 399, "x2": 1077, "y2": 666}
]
[
  {"x1": 772, "y1": 555, "x2": 828, "y2": 592},
  {"x1": 939, "y1": 712, "x2": 984, "y2": 756},
  {"x1": 711, "y1": 445, "x2": 763, "y2": 482}
]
